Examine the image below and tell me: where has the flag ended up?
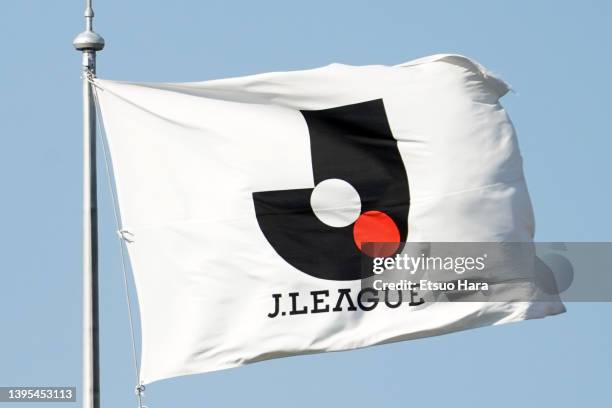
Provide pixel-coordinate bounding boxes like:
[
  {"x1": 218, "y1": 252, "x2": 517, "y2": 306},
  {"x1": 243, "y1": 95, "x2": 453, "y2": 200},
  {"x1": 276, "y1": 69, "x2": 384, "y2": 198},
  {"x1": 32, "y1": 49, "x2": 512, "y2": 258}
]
[{"x1": 95, "y1": 54, "x2": 564, "y2": 384}]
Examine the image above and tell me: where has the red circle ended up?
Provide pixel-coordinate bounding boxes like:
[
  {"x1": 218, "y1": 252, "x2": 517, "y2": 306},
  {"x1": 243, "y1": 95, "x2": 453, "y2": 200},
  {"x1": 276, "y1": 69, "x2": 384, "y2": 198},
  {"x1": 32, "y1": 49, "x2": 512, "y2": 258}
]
[{"x1": 353, "y1": 211, "x2": 401, "y2": 257}]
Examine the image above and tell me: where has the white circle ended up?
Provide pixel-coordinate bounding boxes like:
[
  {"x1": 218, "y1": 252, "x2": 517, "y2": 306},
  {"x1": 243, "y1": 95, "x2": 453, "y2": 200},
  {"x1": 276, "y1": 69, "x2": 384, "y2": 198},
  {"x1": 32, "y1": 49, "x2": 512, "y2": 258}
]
[{"x1": 310, "y1": 178, "x2": 362, "y2": 227}]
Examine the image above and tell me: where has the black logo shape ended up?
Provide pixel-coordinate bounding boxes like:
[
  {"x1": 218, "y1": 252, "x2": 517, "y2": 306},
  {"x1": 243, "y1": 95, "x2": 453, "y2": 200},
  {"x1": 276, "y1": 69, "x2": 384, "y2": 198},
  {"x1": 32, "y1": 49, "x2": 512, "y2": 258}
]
[{"x1": 253, "y1": 99, "x2": 410, "y2": 280}]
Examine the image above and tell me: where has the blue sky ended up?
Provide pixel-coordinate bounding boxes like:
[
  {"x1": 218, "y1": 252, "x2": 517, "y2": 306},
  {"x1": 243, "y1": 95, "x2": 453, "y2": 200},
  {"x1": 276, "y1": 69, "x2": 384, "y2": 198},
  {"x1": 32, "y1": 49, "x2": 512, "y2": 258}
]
[{"x1": 0, "y1": 1, "x2": 610, "y2": 407}]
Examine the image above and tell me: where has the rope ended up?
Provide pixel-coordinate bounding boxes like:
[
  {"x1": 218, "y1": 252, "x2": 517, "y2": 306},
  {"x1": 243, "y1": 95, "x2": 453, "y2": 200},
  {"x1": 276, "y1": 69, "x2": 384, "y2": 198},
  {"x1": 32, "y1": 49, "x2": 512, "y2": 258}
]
[{"x1": 89, "y1": 72, "x2": 147, "y2": 408}]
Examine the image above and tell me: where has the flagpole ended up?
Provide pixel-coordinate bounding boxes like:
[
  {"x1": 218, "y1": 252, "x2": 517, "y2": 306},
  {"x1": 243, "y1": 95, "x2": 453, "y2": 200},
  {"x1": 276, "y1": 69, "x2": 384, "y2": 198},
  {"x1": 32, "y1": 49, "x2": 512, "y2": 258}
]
[{"x1": 73, "y1": 1, "x2": 104, "y2": 407}]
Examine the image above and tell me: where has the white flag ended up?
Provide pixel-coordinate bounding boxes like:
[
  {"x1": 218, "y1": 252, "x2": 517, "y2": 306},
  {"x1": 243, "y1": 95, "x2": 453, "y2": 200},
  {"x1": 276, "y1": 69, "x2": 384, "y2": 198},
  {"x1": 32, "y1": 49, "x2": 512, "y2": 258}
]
[{"x1": 95, "y1": 54, "x2": 564, "y2": 384}]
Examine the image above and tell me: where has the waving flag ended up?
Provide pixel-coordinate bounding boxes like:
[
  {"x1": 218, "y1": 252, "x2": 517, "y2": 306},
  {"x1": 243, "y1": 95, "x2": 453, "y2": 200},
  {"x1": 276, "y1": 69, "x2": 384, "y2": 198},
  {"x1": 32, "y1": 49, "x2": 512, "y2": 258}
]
[{"x1": 95, "y1": 54, "x2": 564, "y2": 384}]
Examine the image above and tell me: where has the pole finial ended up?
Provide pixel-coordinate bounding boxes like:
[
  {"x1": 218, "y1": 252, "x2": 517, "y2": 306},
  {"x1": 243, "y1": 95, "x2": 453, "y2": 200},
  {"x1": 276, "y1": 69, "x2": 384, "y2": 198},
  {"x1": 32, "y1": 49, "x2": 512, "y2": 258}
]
[{"x1": 73, "y1": 0, "x2": 105, "y2": 51}]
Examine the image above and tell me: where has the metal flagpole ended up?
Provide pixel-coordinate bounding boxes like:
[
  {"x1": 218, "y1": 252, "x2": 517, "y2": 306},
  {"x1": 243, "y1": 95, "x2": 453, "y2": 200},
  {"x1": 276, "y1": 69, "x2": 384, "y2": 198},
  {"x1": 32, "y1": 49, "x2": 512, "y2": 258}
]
[{"x1": 73, "y1": 1, "x2": 104, "y2": 407}]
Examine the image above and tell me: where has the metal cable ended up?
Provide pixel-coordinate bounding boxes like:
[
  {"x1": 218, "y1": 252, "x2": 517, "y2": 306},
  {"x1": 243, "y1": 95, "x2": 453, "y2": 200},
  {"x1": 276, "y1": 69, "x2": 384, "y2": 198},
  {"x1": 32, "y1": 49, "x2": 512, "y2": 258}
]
[{"x1": 90, "y1": 79, "x2": 146, "y2": 408}]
